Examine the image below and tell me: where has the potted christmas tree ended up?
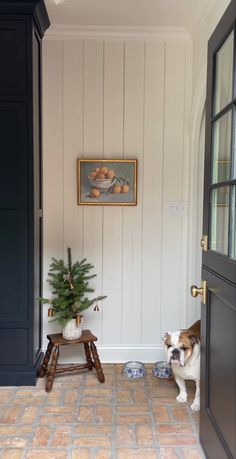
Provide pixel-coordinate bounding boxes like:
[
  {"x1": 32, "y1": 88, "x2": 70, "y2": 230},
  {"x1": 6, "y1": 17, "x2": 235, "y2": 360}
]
[{"x1": 39, "y1": 248, "x2": 106, "y2": 340}]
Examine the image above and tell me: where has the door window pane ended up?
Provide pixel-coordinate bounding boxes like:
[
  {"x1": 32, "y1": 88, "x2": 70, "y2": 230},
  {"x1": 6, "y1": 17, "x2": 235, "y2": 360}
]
[
  {"x1": 210, "y1": 187, "x2": 229, "y2": 254},
  {"x1": 233, "y1": 110, "x2": 236, "y2": 179},
  {"x1": 214, "y1": 31, "x2": 234, "y2": 115},
  {"x1": 230, "y1": 186, "x2": 236, "y2": 259},
  {"x1": 212, "y1": 111, "x2": 231, "y2": 183}
]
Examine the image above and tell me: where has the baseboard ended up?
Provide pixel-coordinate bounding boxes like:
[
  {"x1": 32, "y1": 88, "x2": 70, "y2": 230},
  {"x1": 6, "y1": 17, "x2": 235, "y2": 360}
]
[{"x1": 42, "y1": 344, "x2": 166, "y2": 364}]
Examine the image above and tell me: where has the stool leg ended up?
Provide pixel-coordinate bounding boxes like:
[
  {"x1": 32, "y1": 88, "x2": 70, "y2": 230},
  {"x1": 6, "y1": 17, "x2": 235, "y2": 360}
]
[
  {"x1": 90, "y1": 342, "x2": 105, "y2": 383},
  {"x1": 38, "y1": 340, "x2": 54, "y2": 378},
  {"x1": 46, "y1": 346, "x2": 59, "y2": 393},
  {"x1": 84, "y1": 342, "x2": 93, "y2": 370}
]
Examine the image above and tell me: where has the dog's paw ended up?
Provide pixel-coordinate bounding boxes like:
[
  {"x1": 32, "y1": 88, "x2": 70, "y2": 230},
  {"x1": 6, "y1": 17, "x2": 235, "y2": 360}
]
[
  {"x1": 190, "y1": 401, "x2": 200, "y2": 412},
  {"x1": 176, "y1": 393, "x2": 187, "y2": 403}
]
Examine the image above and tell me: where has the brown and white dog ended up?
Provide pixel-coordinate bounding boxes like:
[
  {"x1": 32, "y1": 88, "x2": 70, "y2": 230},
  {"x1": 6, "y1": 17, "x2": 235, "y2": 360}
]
[{"x1": 163, "y1": 320, "x2": 200, "y2": 411}]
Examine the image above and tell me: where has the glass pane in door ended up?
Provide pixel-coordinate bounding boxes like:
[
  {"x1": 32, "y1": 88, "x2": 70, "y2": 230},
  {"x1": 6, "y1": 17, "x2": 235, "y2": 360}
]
[
  {"x1": 210, "y1": 186, "x2": 229, "y2": 254},
  {"x1": 233, "y1": 111, "x2": 236, "y2": 179},
  {"x1": 230, "y1": 186, "x2": 236, "y2": 259},
  {"x1": 214, "y1": 31, "x2": 234, "y2": 115},
  {"x1": 212, "y1": 111, "x2": 232, "y2": 183}
]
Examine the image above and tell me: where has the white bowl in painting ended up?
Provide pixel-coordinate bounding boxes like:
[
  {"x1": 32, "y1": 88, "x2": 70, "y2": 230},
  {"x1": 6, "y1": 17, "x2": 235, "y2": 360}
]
[
  {"x1": 122, "y1": 361, "x2": 146, "y2": 379},
  {"x1": 88, "y1": 175, "x2": 115, "y2": 191}
]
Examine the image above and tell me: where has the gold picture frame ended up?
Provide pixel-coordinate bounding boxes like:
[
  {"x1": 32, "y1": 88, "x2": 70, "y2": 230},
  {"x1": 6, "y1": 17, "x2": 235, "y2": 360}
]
[{"x1": 77, "y1": 159, "x2": 137, "y2": 206}]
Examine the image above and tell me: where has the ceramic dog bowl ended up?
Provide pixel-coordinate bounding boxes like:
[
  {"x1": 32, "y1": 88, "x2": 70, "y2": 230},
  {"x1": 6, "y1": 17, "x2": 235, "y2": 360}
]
[
  {"x1": 152, "y1": 361, "x2": 173, "y2": 378},
  {"x1": 122, "y1": 361, "x2": 146, "y2": 379}
]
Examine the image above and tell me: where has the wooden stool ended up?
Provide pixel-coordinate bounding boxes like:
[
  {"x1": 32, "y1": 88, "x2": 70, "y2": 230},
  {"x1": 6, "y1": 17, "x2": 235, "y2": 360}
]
[{"x1": 39, "y1": 329, "x2": 105, "y2": 392}]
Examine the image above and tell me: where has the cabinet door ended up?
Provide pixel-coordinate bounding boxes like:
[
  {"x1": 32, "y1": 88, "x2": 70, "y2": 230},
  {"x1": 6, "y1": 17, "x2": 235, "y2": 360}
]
[
  {"x1": 0, "y1": 20, "x2": 27, "y2": 97},
  {"x1": 0, "y1": 102, "x2": 28, "y2": 323}
]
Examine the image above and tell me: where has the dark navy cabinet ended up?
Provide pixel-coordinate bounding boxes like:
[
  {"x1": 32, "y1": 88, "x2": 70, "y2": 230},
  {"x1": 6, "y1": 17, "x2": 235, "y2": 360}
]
[{"x1": 0, "y1": 1, "x2": 49, "y2": 385}]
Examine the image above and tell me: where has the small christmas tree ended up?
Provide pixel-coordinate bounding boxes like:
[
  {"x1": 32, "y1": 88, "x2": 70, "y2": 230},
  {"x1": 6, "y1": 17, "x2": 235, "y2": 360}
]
[{"x1": 39, "y1": 248, "x2": 106, "y2": 325}]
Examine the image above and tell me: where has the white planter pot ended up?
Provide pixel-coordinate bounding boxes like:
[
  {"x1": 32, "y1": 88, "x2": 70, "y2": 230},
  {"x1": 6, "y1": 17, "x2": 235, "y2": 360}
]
[{"x1": 62, "y1": 318, "x2": 83, "y2": 340}]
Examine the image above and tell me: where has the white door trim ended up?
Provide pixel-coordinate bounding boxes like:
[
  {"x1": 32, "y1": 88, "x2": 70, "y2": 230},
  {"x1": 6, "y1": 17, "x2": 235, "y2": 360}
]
[{"x1": 186, "y1": 65, "x2": 207, "y2": 325}]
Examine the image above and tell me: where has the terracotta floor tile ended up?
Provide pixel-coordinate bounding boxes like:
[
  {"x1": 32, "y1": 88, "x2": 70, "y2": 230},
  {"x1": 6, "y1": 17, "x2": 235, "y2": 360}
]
[
  {"x1": 72, "y1": 449, "x2": 90, "y2": 459},
  {"x1": 158, "y1": 434, "x2": 197, "y2": 446},
  {"x1": 81, "y1": 397, "x2": 112, "y2": 405},
  {"x1": 0, "y1": 390, "x2": 15, "y2": 405},
  {"x1": 171, "y1": 405, "x2": 191, "y2": 422},
  {"x1": 0, "y1": 426, "x2": 32, "y2": 435},
  {"x1": 116, "y1": 389, "x2": 132, "y2": 403},
  {"x1": 0, "y1": 448, "x2": 24, "y2": 459},
  {"x1": 181, "y1": 447, "x2": 205, "y2": 458},
  {"x1": 136, "y1": 424, "x2": 154, "y2": 446},
  {"x1": 32, "y1": 425, "x2": 50, "y2": 447},
  {"x1": 0, "y1": 438, "x2": 28, "y2": 448},
  {"x1": 64, "y1": 389, "x2": 78, "y2": 404},
  {"x1": 0, "y1": 406, "x2": 22, "y2": 424},
  {"x1": 26, "y1": 450, "x2": 67, "y2": 458},
  {"x1": 115, "y1": 425, "x2": 135, "y2": 446},
  {"x1": 116, "y1": 414, "x2": 151, "y2": 424},
  {"x1": 156, "y1": 424, "x2": 193, "y2": 434},
  {"x1": 0, "y1": 364, "x2": 205, "y2": 458},
  {"x1": 51, "y1": 425, "x2": 71, "y2": 447},
  {"x1": 116, "y1": 405, "x2": 149, "y2": 414},
  {"x1": 153, "y1": 405, "x2": 170, "y2": 423},
  {"x1": 94, "y1": 449, "x2": 113, "y2": 459},
  {"x1": 117, "y1": 448, "x2": 157, "y2": 458},
  {"x1": 20, "y1": 406, "x2": 38, "y2": 424},
  {"x1": 74, "y1": 436, "x2": 112, "y2": 447},
  {"x1": 159, "y1": 447, "x2": 179, "y2": 459}
]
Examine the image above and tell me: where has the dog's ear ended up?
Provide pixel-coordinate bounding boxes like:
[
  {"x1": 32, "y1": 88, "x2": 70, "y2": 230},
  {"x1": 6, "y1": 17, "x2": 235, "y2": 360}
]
[
  {"x1": 162, "y1": 332, "x2": 169, "y2": 343},
  {"x1": 189, "y1": 334, "x2": 199, "y2": 346}
]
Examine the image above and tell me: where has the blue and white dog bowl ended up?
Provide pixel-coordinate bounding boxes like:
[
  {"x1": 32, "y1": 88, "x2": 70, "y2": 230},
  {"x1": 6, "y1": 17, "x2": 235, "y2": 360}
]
[
  {"x1": 122, "y1": 361, "x2": 146, "y2": 379},
  {"x1": 152, "y1": 361, "x2": 172, "y2": 378}
]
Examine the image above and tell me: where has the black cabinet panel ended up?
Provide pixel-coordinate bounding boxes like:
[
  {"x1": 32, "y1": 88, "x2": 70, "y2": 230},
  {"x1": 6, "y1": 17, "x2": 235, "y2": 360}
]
[
  {"x1": 0, "y1": 329, "x2": 28, "y2": 365},
  {"x1": 0, "y1": 20, "x2": 27, "y2": 97},
  {"x1": 0, "y1": 103, "x2": 28, "y2": 209},
  {"x1": 0, "y1": 211, "x2": 27, "y2": 320},
  {"x1": 0, "y1": 2, "x2": 49, "y2": 385},
  {"x1": 0, "y1": 102, "x2": 28, "y2": 323}
]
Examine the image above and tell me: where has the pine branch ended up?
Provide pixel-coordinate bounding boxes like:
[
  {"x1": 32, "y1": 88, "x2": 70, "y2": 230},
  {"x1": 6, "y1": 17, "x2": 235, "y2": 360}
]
[{"x1": 38, "y1": 249, "x2": 107, "y2": 324}]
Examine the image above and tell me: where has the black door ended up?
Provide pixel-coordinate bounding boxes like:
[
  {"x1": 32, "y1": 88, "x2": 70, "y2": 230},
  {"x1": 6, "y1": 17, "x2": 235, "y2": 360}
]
[{"x1": 193, "y1": 1, "x2": 236, "y2": 458}]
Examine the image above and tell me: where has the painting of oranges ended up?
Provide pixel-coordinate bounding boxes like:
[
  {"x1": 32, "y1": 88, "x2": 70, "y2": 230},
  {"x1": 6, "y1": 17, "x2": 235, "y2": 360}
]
[{"x1": 77, "y1": 159, "x2": 137, "y2": 206}]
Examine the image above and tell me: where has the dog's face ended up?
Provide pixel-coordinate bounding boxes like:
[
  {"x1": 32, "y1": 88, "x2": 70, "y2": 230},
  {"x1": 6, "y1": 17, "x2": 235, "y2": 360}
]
[{"x1": 163, "y1": 330, "x2": 199, "y2": 367}]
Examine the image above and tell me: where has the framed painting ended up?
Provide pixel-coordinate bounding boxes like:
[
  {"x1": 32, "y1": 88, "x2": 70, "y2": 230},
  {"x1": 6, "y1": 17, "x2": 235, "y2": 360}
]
[{"x1": 77, "y1": 159, "x2": 137, "y2": 206}]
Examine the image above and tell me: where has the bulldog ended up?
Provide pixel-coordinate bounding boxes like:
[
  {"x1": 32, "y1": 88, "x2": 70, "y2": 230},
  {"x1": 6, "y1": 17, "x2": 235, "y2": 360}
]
[{"x1": 163, "y1": 320, "x2": 200, "y2": 411}]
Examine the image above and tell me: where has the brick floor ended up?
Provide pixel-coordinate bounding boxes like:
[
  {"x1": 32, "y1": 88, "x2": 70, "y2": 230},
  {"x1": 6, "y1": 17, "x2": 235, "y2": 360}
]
[{"x1": 0, "y1": 364, "x2": 206, "y2": 458}]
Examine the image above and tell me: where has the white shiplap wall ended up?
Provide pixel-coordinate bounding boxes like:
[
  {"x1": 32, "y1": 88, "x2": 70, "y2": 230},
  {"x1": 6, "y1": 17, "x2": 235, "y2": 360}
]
[{"x1": 42, "y1": 33, "x2": 192, "y2": 362}]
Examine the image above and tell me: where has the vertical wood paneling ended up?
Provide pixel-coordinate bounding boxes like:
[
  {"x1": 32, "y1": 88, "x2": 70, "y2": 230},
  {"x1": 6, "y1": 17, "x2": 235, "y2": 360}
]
[
  {"x1": 43, "y1": 35, "x2": 192, "y2": 358},
  {"x1": 103, "y1": 42, "x2": 124, "y2": 344},
  {"x1": 83, "y1": 41, "x2": 104, "y2": 339},
  {"x1": 181, "y1": 42, "x2": 192, "y2": 327},
  {"x1": 63, "y1": 41, "x2": 84, "y2": 261},
  {"x1": 161, "y1": 42, "x2": 186, "y2": 334},
  {"x1": 142, "y1": 42, "x2": 165, "y2": 344},
  {"x1": 122, "y1": 42, "x2": 144, "y2": 344},
  {"x1": 42, "y1": 40, "x2": 64, "y2": 343}
]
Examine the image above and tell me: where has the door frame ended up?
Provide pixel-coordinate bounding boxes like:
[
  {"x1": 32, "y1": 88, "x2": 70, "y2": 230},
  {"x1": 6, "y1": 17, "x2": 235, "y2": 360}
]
[{"x1": 187, "y1": 65, "x2": 207, "y2": 324}]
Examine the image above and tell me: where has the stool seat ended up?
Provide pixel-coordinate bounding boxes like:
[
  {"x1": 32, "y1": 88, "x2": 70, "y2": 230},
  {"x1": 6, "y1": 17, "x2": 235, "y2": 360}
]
[
  {"x1": 47, "y1": 329, "x2": 97, "y2": 346},
  {"x1": 39, "y1": 329, "x2": 105, "y2": 392}
]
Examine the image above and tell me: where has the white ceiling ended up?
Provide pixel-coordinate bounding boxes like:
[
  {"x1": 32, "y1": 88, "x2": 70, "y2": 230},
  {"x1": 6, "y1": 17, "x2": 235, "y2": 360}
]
[{"x1": 44, "y1": 0, "x2": 212, "y2": 33}]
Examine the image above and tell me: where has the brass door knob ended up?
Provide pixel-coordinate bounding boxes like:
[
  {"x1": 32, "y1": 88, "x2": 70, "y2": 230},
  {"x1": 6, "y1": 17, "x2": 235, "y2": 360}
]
[
  {"x1": 191, "y1": 285, "x2": 203, "y2": 298},
  {"x1": 190, "y1": 281, "x2": 207, "y2": 304}
]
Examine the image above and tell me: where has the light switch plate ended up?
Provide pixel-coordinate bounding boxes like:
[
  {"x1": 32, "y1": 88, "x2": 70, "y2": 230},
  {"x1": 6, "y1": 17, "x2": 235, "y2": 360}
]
[{"x1": 167, "y1": 201, "x2": 187, "y2": 216}]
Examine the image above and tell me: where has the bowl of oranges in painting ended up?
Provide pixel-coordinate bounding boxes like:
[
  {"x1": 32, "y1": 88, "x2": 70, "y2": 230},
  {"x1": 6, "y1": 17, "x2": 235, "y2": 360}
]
[{"x1": 88, "y1": 166, "x2": 129, "y2": 199}]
